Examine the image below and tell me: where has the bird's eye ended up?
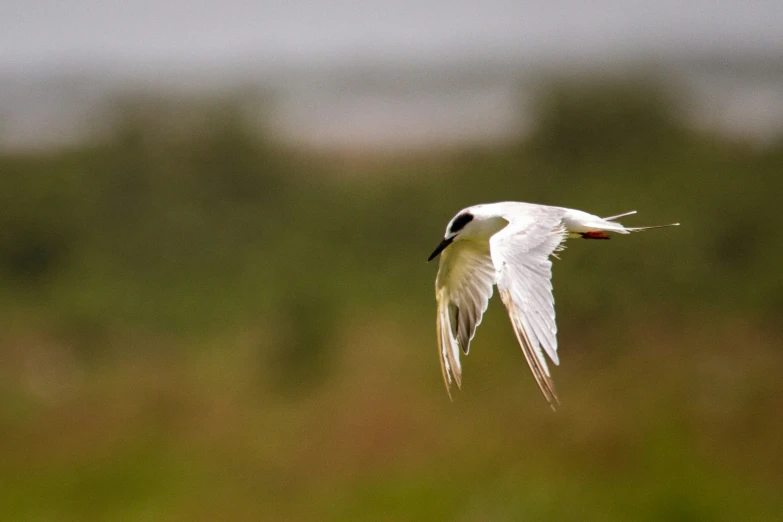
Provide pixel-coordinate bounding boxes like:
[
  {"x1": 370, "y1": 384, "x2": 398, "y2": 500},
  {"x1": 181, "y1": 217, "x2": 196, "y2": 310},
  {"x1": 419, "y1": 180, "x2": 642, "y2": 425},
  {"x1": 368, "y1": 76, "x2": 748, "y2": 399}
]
[{"x1": 449, "y1": 212, "x2": 474, "y2": 234}]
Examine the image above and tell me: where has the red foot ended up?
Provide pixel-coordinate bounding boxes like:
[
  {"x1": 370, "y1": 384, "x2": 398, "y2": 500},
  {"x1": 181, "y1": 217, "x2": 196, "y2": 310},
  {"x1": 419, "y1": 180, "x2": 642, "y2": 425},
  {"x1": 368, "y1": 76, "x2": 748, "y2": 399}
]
[{"x1": 580, "y1": 231, "x2": 611, "y2": 240}]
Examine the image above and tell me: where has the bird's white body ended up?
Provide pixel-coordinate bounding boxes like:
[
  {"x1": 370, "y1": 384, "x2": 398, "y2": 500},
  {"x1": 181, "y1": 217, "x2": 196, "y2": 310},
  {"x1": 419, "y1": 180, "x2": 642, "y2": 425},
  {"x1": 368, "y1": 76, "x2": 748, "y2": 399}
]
[{"x1": 429, "y1": 201, "x2": 678, "y2": 408}]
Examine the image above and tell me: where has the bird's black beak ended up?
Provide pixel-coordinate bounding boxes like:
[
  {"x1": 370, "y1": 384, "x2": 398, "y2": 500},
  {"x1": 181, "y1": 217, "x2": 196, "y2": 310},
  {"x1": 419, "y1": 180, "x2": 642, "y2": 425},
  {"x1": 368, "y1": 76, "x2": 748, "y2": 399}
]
[{"x1": 427, "y1": 236, "x2": 454, "y2": 262}]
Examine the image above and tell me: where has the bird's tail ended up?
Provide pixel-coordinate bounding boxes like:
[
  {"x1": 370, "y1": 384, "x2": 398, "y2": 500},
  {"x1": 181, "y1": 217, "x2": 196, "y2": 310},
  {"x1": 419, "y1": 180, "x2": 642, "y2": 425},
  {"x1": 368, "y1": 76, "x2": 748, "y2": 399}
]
[
  {"x1": 565, "y1": 208, "x2": 679, "y2": 238},
  {"x1": 624, "y1": 223, "x2": 681, "y2": 232},
  {"x1": 602, "y1": 210, "x2": 680, "y2": 231},
  {"x1": 602, "y1": 210, "x2": 638, "y2": 221}
]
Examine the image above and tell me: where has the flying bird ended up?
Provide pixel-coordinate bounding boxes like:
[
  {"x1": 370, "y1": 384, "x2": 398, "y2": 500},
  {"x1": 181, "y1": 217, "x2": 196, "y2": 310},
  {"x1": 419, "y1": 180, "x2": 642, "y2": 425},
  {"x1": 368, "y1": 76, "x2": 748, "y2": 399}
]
[{"x1": 427, "y1": 202, "x2": 678, "y2": 409}]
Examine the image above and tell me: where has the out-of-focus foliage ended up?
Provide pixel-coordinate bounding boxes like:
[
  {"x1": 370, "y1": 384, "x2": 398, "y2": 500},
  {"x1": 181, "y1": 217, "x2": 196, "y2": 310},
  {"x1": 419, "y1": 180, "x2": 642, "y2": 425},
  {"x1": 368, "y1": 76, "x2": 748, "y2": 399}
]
[
  {"x1": 0, "y1": 78, "x2": 781, "y2": 520},
  {"x1": 529, "y1": 78, "x2": 684, "y2": 162}
]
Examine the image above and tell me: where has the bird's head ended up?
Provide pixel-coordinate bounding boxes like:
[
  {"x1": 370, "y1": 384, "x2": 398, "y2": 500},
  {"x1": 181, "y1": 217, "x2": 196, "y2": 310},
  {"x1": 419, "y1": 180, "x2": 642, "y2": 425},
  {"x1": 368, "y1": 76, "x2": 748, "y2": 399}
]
[
  {"x1": 427, "y1": 210, "x2": 475, "y2": 261},
  {"x1": 428, "y1": 204, "x2": 511, "y2": 262}
]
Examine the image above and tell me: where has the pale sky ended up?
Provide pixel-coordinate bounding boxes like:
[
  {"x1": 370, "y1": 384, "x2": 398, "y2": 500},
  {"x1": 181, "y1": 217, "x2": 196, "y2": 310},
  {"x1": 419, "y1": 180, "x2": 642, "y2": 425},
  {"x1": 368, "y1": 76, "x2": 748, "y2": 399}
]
[
  {"x1": 1, "y1": 1, "x2": 782, "y2": 149},
  {"x1": 2, "y1": 1, "x2": 781, "y2": 72}
]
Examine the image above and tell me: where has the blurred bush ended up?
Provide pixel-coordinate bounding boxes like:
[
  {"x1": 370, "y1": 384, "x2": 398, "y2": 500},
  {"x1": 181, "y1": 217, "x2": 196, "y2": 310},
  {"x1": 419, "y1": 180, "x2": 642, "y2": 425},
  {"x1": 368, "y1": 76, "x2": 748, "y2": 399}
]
[
  {"x1": 0, "y1": 79, "x2": 780, "y2": 325},
  {"x1": 0, "y1": 78, "x2": 780, "y2": 323},
  {"x1": 529, "y1": 77, "x2": 684, "y2": 163}
]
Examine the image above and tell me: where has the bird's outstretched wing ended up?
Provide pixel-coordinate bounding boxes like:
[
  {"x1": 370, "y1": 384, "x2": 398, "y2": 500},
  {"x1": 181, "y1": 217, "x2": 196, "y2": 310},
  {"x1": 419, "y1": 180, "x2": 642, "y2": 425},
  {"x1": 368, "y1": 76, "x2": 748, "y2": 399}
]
[
  {"x1": 489, "y1": 211, "x2": 567, "y2": 409},
  {"x1": 435, "y1": 239, "x2": 497, "y2": 396}
]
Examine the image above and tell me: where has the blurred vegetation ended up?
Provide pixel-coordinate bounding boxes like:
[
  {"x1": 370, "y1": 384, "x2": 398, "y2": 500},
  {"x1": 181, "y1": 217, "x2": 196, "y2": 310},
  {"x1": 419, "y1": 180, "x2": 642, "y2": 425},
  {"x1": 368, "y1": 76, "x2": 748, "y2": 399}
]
[{"x1": 0, "y1": 77, "x2": 781, "y2": 520}]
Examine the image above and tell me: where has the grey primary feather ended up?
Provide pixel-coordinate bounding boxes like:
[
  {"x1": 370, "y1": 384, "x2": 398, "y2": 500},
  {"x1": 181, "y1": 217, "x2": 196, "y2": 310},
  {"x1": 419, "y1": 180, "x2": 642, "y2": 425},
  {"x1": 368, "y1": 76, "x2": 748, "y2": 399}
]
[
  {"x1": 435, "y1": 239, "x2": 496, "y2": 393},
  {"x1": 490, "y1": 208, "x2": 567, "y2": 409}
]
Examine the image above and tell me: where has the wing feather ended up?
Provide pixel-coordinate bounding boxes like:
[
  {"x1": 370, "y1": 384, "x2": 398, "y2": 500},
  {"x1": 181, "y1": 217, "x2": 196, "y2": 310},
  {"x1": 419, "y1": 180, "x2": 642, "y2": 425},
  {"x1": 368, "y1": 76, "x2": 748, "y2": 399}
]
[
  {"x1": 489, "y1": 209, "x2": 567, "y2": 409},
  {"x1": 434, "y1": 240, "x2": 496, "y2": 394},
  {"x1": 498, "y1": 288, "x2": 559, "y2": 407}
]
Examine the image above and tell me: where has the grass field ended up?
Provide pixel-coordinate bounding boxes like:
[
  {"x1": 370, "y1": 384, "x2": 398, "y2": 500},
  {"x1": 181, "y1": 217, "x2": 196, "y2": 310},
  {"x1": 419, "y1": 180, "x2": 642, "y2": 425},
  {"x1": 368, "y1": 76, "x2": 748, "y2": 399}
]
[{"x1": 1, "y1": 79, "x2": 781, "y2": 520}]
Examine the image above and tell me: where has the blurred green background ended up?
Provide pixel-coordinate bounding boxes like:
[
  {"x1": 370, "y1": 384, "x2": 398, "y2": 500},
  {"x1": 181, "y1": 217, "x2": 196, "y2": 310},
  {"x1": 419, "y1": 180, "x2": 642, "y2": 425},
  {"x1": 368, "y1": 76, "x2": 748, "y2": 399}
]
[
  {"x1": 1, "y1": 75, "x2": 782, "y2": 520},
  {"x1": 3, "y1": 3, "x2": 783, "y2": 520}
]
